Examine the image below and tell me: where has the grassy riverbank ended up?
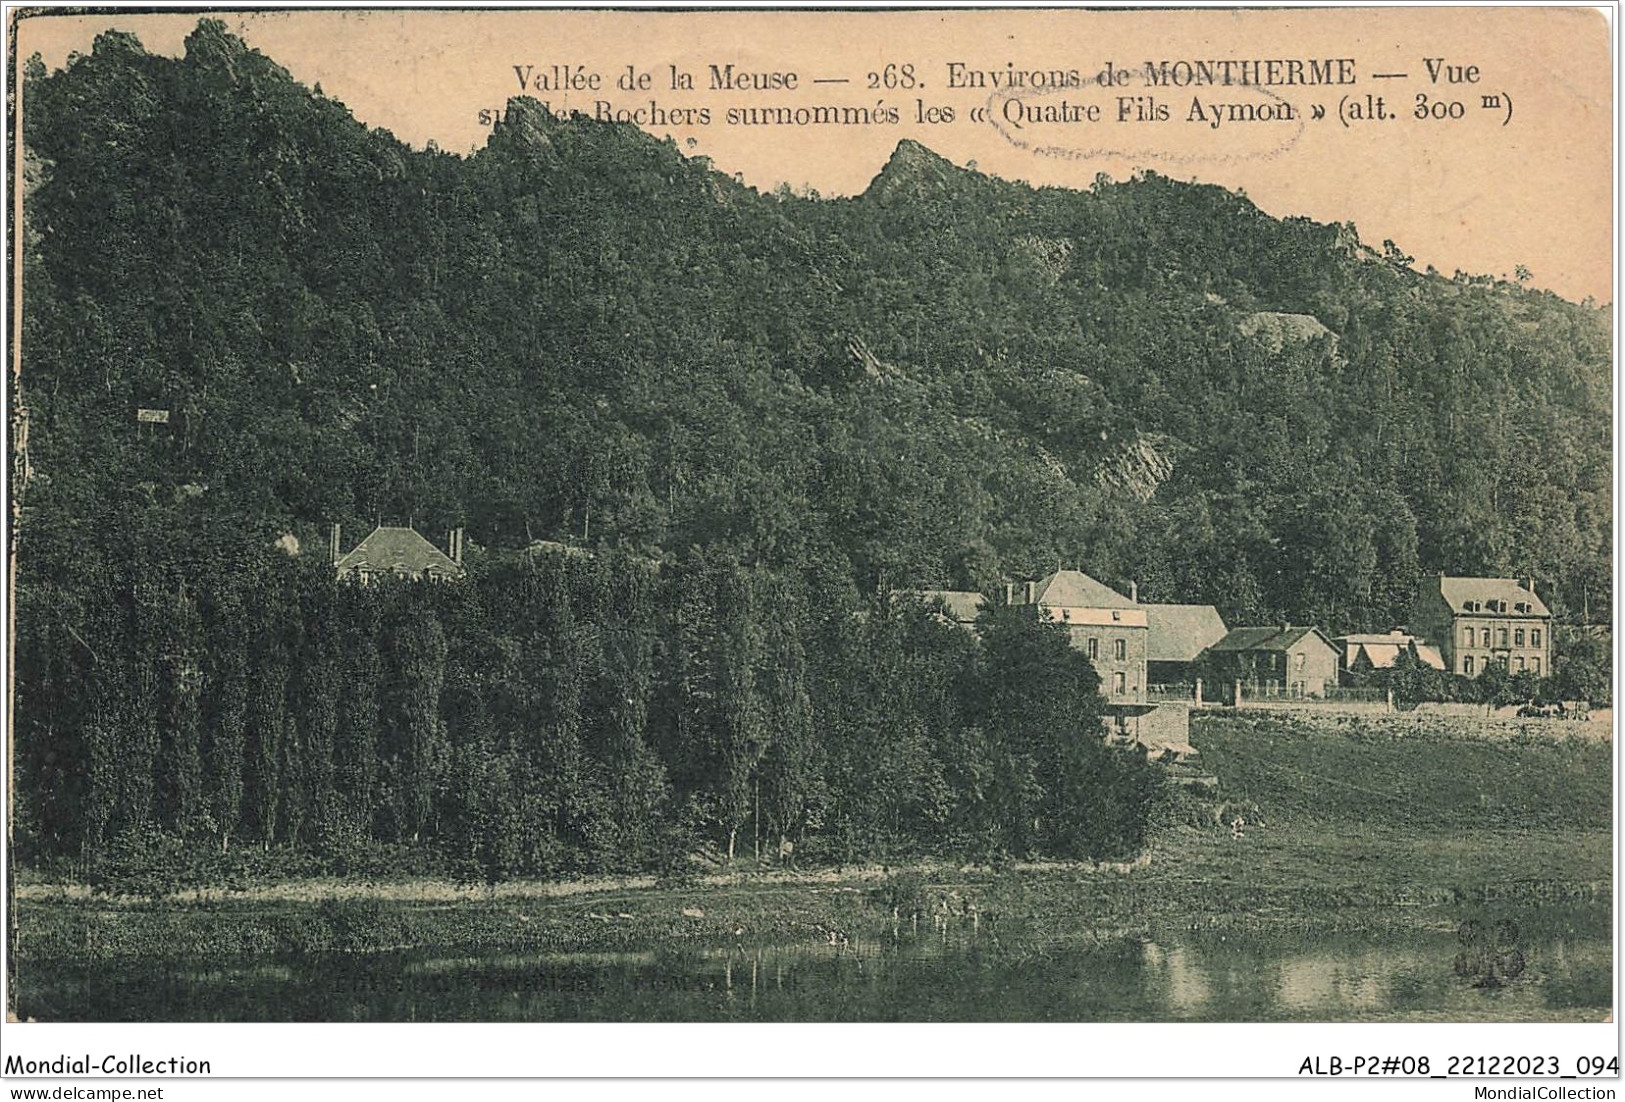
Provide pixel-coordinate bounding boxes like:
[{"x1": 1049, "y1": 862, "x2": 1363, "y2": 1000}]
[{"x1": 13, "y1": 711, "x2": 1611, "y2": 966}]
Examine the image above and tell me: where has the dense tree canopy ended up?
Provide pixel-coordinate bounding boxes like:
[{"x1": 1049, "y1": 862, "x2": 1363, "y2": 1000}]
[{"x1": 12, "y1": 24, "x2": 1610, "y2": 880}]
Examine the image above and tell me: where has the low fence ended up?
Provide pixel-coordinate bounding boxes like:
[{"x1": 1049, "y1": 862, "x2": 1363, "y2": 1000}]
[
  {"x1": 1148, "y1": 678, "x2": 1607, "y2": 724},
  {"x1": 1322, "y1": 686, "x2": 1390, "y2": 704},
  {"x1": 1239, "y1": 683, "x2": 1391, "y2": 713},
  {"x1": 1217, "y1": 706, "x2": 1613, "y2": 744},
  {"x1": 1147, "y1": 682, "x2": 1393, "y2": 710}
]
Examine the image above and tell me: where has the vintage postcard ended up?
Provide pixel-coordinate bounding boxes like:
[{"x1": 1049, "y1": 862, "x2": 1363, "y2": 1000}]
[{"x1": 3, "y1": 3, "x2": 1614, "y2": 1084}]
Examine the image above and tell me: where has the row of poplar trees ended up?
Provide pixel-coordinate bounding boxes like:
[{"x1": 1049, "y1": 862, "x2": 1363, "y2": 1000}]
[{"x1": 13, "y1": 547, "x2": 1158, "y2": 884}]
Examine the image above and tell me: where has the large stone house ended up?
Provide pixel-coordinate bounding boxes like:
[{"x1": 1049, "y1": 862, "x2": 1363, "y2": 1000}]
[
  {"x1": 1409, "y1": 575, "x2": 1551, "y2": 678},
  {"x1": 906, "y1": 572, "x2": 1192, "y2": 754},
  {"x1": 1204, "y1": 625, "x2": 1340, "y2": 698},
  {"x1": 333, "y1": 524, "x2": 465, "y2": 583},
  {"x1": 1010, "y1": 570, "x2": 1148, "y2": 704}
]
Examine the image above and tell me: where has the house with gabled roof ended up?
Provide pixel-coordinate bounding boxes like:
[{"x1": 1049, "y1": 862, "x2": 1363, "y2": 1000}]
[
  {"x1": 1204, "y1": 625, "x2": 1339, "y2": 699},
  {"x1": 1336, "y1": 630, "x2": 1445, "y2": 678},
  {"x1": 332, "y1": 524, "x2": 465, "y2": 584},
  {"x1": 1409, "y1": 574, "x2": 1550, "y2": 679}
]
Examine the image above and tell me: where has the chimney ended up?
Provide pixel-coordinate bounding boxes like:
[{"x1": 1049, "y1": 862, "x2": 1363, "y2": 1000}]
[
  {"x1": 1024, "y1": 580, "x2": 1036, "y2": 604},
  {"x1": 330, "y1": 523, "x2": 341, "y2": 565},
  {"x1": 1522, "y1": 575, "x2": 1535, "y2": 594},
  {"x1": 452, "y1": 527, "x2": 465, "y2": 566},
  {"x1": 1130, "y1": 580, "x2": 1139, "y2": 604}
]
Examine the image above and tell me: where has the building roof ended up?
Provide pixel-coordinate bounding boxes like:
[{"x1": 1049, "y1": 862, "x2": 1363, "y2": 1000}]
[
  {"x1": 907, "y1": 589, "x2": 987, "y2": 625},
  {"x1": 1335, "y1": 630, "x2": 1448, "y2": 672},
  {"x1": 1337, "y1": 630, "x2": 1414, "y2": 665},
  {"x1": 1209, "y1": 625, "x2": 1336, "y2": 654},
  {"x1": 1030, "y1": 570, "x2": 1136, "y2": 609},
  {"x1": 1338, "y1": 631, "x2": 1421, "y2": 645},
  {"x1": 335, "y1": 526, "x2": 462, "y2": 578},
  {"x1": 1144, "y1": 604, "x2": 1228, "y2": 663},
  {"x1": 1356, "y1": 643, "x2": 1404, "y2": 669},
  {"x1": 1434, "y1": 576, "x2": 1549, "y2": 617}
]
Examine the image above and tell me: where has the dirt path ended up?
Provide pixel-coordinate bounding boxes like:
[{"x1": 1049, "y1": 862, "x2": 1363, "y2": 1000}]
[{"x1": 13, "y1": 854, "x2": 1153, "y2": 907}]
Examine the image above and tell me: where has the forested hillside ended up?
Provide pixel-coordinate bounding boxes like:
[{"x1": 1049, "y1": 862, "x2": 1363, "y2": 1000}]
[{"x1": 12, "y1": 24, "x2": 1610, "y2": 878}]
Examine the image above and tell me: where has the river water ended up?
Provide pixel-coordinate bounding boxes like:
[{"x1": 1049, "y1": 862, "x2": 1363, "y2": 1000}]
[{"x1": 17, "y1": 915, "x2": 1611, "y2": 1022}]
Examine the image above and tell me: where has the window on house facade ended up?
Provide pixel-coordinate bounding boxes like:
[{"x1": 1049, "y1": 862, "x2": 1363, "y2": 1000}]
[
  {"x1": 1463, "y1": 627, "x2": 1474, "y2": 646},
  {"x1": 1531, "y1": 629, "x2": 1542, "y2": 647},
  {"x1": 1464, "y1": 655, "x2": 1475, "y2": 675},
  {"x1": 1087, "y1": 637, "x2": 1099, "y2": 659},
  {"x1": 1113, "y1": 672, "x2": 1126, "y2": 694},
  {"x1": 1515, "y1": 656, "x2": 1526, "y2": 672},
  {"x1": 1498, "y1": 628, "x2": 1509, "y2": 647},
  {"x1": 1481, "y1": 628, "x2": 1491, "y2": 647},
  {"x1": 1532, "y1": 657, "x2": 1540, "y2": 675},
  {"x1": 1114, "y1": 639, "x2": 1126, "y2": 661},
  {"x1": 1295, "y1": 653, "x2": 1305, "y2": 670},
  {"x1": 1514, "y1": 628, "x2": 1525, "y2": 646},
  {"x1": 1111, "y1": 610, "x2": 1121, "y2": 621}
]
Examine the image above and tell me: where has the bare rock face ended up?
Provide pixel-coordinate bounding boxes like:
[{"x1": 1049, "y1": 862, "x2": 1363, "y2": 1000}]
[
  {"x1": 1011, "y1": 236, "x2": 1076, "y2": 286},
  {"x1": 499, "y1": 96, "x2": 558, "y2": 151},
  {"x1": 864, "y1": 139, "x2": 961, "y2": 202},
  {"x1": 1096, "y1": 432, "x2": 1176, "y2": 503},
  {"x1": 1237, "y1": 311, "x2": 1336, "y2": 354}
]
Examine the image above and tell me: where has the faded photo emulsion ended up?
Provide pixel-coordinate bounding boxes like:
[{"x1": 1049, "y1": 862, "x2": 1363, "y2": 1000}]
[{"x1": 5, "y1": 5, "x2": 1613, "y2": 1052}]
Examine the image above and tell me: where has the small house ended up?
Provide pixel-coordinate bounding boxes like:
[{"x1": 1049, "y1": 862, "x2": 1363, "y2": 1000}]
[
  {"x1": 1203, "y1": 625, "x2": 1339, "y2": 699},
  {"x1": 1336, "y1": 630, "x2": 1445, "y2": 679},
  {"x1": 333, "y1": 524, "x2": 465, "y2": 583}
]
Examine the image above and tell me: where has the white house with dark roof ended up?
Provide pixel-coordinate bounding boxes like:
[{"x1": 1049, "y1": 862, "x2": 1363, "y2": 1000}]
[
  {"x1": 1409, "y1": 575, "x2": 1550, "y2": 678},
  {"x1": 333, "y1": 524, "x2": 465, "y2": 583}
]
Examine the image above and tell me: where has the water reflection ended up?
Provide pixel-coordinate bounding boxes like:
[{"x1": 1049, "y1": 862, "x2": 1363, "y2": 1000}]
[
  {"x1": 1141, "y1": 942, "x2": 1211, "y2": 1012},
  {"x1": 18, "y1": 919, "x2": 1611, "y2": 1022}
]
